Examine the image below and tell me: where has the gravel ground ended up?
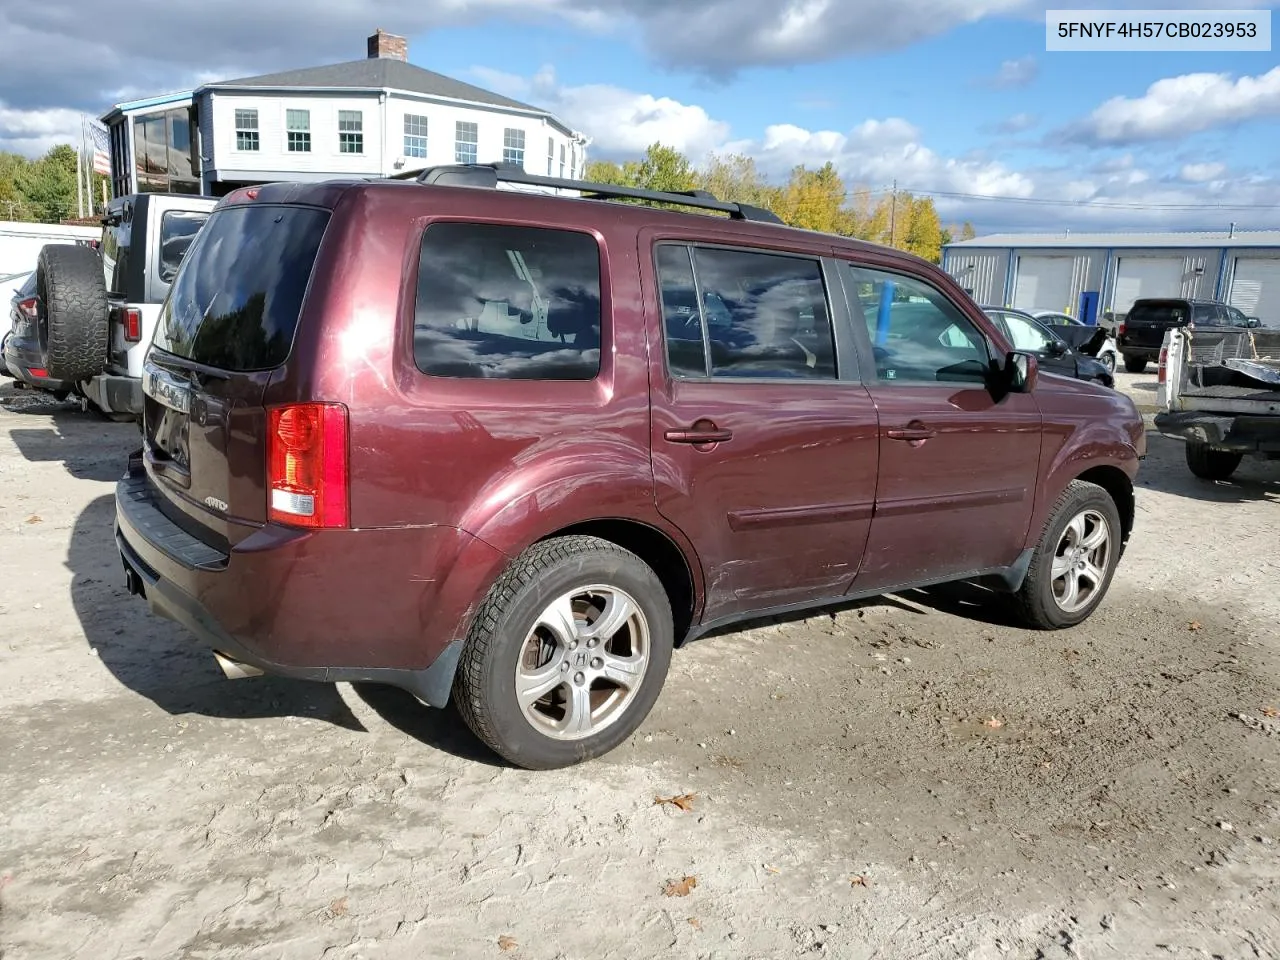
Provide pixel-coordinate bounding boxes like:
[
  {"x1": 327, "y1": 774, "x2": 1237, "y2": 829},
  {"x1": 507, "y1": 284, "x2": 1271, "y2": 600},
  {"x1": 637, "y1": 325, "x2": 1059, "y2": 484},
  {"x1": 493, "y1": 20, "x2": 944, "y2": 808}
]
[{"x1": 1, "y1": 378, "x2": 1278, "y2": 960}]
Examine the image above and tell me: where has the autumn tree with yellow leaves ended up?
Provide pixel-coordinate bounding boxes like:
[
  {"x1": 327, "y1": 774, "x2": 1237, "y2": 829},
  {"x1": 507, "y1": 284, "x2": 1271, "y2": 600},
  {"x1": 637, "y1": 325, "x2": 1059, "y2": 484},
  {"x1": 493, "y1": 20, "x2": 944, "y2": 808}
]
[{"x1": 582, "y1": 142, "x2": 974, "y2": 264}]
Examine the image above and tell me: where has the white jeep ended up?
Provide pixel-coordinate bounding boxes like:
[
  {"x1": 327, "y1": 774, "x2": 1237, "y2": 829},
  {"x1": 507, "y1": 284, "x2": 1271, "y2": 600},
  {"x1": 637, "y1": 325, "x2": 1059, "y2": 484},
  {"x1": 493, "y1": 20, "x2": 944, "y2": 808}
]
[{"x1": 33, "y1": 192, "x2": 216, "y2": 420}]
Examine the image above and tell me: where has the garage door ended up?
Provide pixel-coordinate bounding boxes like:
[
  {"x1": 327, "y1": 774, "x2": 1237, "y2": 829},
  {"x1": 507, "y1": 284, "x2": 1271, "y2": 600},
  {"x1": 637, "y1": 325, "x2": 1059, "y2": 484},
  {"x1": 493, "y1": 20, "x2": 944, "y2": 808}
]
[
  {"x1": 1229, "y1": 257, "x2": 1280, "y2": 328},
  {"x1": 1111, "y1": 257, "x2": 1185, "y2": 315},
  {"x1": 1012, "y1": 255, "x2": 1074, "y2": 312}
]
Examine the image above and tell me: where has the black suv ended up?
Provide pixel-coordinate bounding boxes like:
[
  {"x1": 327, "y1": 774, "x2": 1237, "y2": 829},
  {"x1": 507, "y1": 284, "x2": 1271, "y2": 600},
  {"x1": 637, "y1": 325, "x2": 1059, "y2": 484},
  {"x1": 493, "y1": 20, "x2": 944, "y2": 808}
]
[{"x1": 1118, "y1": 298, "x2": 1260, "y2": 373}]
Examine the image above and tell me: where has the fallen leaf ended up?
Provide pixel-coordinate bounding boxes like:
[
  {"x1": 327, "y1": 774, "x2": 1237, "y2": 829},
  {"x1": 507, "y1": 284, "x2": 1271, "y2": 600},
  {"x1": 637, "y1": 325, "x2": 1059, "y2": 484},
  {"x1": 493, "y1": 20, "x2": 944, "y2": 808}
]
[
  {"x1": 24, "y1": 515, "x2": 41, "y2": 525},
  {"x1": 763, "y1": 864, "x2": 780, "y2": 875},
  {"x1": 1263, "y1": 707, "x2": 1279, "y2": 719},
  {"x1": 327, "y1": 896, "x2": 348, "y2": 918},
  {"x1": 654, "y1": 793, "x2": 696, "y2": 812},
  {"x1": 1189, "y1": 621, "x2": 1203, "y2": 632},
  {"x1": 982, "y1": 716, "x2": 1005, "y2": 729},
  {"x1": 663, "y1": 875, "x2": 698, "y2": 897},
  {"x1": 850, "y1": 875, "x2": 870, "y2": 888},
  {"x1": 498, "y1": 934, "x2": 518, "y2": 951},
  {"x1": 687, "y1": 918, "x2": 702, "y2": 930}
]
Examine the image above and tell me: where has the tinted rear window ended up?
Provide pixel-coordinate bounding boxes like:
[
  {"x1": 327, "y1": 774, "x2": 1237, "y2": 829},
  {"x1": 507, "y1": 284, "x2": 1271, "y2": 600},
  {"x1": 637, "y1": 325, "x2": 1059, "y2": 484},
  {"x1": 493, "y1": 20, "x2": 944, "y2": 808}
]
[
  {"x1": 1128, "y1": 302, "x2": 1189, "y2": 325},
  {"x1": 413, "y1": 221, "x2": 602, "y2": 380},
  {"x1": 152, "y1": 204, "x2": 329, "y2": 371}
]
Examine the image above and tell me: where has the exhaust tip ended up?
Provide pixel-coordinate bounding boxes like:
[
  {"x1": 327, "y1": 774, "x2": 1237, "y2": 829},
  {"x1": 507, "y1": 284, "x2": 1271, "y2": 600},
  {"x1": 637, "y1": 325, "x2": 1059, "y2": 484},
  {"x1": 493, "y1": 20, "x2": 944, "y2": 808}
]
[{"x1": 213, "y1": 650, "x2": 265, "y2": 680}]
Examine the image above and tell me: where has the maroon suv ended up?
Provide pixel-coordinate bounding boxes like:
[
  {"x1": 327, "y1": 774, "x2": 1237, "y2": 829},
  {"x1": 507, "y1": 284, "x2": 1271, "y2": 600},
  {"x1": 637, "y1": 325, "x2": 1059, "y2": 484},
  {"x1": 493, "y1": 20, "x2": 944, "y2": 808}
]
[{"x1": 115, "y1": 164, "x2": 1145, "y2": 769}]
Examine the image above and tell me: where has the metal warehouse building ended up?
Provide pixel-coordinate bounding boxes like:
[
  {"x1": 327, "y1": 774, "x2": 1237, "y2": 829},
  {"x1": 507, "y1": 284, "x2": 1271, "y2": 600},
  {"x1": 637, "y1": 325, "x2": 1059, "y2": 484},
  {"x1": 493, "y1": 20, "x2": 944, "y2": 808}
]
[{"x1": 941, "y1": 229, "x2": 1280, "y2": 327}]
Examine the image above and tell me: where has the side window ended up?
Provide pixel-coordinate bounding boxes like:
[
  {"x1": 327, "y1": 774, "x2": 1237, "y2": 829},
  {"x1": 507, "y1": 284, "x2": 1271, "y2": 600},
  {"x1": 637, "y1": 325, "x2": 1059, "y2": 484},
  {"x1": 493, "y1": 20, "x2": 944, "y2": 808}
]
[
  {"x1": 1001, "y1": 314, "x2": 1054, "y2": 352},
  {"x1": 655, "y1": 244, "x2": 836, "y2": 380},
  {"x1": 101, "y1": 221, "x2": 130, "y2": 296},
  {"x1": 1227, "y1": 306, "x2": 1250, "y2": 325},
  {"x1": 413, "y1": 222, "x2": 602, "y2": 381},
  {"x1": 157, "y1": 210, "x2": 209, "y2": 283},
  {"x1": 846, "y1": 264, "x2": 992, "y2": 384},
  {"x1": 1192, "y1": 303, "x2": 1220, "y2": 325}
]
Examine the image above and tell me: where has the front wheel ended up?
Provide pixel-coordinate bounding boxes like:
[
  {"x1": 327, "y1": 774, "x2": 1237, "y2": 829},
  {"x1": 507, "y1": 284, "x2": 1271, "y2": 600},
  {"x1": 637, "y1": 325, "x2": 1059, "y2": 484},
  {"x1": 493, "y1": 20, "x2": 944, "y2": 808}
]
[
  {"x1": 1012, "y1": 480, "x2": 1123, "y2": 629},
  {"x1": 453, "y1": 535, "x2": 674, "y2": 769},
  {"x1": 1185, "y1": 441, "x2": 1242, "y2": 481},
  {"x1": 1123, "y1": 354, "x2": 1147, "y2": 373},
  {"x1": 1099, "y1": 351, "x2": 1116, "y2": 375}
]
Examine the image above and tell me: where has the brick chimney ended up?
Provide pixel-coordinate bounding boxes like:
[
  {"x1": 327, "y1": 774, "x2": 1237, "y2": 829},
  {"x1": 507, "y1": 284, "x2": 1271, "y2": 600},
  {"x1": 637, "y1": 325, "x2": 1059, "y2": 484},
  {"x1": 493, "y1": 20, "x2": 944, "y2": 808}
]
[{"x1": 367, "y1": 28, "x2": 407, "y2": 61}]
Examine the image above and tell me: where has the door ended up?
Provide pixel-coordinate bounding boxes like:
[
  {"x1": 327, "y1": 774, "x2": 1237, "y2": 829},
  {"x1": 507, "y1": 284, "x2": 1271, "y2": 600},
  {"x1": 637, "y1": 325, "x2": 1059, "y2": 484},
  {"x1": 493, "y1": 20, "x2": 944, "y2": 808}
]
[
  {"x1": 1112, "y1": 257, "x2": 1184, "y2": 315},
  {"x1": 987, "y1": 310, "x2": 1078, "y2": 380},
  {"x1": 1012, "y1": 255, "x2": 1074, "y2": 313},
  {"x1": 840, "y1": 261, "x2": 1043, "y2": 591},
  {"x1": 645, "y1": 240, "x2": 880, "y2": 624},
  {"x1": 1229, "y1": 257, "x2": 1280, "y2": 327}
]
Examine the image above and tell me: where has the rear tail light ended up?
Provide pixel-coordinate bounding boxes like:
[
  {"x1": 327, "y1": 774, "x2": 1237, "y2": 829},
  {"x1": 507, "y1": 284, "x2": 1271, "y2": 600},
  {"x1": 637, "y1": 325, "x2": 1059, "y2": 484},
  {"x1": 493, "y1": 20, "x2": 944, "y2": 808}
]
[
  {"x1": 1158, "y1": 346, "x2": 1167, "y2": 384},
  {"x1": 267, "y1": 402, "x2": 349, "y2": 529},
  {"x1": 17, "y1": 297, "x2": 37, "y2": 319},
  {"x1": 28, "y1": 367, "x2": 48, "y2": 378},
  {"x1": 1116, "y1": 321, "x2": 1126, "y2": 337},
  {"x1": 122, "y1": 307, "x2": 141, "y2": 342}
]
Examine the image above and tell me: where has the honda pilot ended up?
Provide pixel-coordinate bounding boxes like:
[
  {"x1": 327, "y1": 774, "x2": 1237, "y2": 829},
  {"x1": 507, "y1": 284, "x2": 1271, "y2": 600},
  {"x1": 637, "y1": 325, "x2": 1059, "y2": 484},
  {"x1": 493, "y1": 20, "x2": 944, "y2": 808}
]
[{"x1": 115, "y1": 163, "x2": 1146, "y2": 769}]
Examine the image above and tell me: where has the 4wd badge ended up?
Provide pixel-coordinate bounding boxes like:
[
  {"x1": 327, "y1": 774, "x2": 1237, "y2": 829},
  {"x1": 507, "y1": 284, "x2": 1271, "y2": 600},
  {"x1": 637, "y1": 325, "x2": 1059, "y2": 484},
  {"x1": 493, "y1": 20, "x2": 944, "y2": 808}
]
[{"x1": 204, "y1": 496, "x2": 228, "y2": 513}]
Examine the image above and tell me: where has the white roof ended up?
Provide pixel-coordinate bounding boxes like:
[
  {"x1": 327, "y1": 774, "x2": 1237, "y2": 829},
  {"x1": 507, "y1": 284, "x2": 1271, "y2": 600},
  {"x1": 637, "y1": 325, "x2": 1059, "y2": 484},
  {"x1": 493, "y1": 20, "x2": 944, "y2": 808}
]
[{"x1": 947, "y1": 230, "x2": 1280, "y2": 250}]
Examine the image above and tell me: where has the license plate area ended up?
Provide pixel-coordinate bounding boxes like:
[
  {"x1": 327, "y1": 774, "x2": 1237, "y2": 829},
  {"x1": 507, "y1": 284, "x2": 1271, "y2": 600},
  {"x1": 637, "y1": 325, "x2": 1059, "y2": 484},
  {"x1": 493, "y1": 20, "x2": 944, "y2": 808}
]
[{"x1": 142, "y1": 364, "x2": 193, "y2": 482}]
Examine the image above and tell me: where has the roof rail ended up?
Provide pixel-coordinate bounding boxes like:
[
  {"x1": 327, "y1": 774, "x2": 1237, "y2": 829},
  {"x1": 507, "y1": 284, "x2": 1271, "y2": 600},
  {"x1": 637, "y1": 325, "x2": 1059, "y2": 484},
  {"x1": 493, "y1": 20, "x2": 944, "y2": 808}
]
[{"x1": 388, "y1": 162, "x2": 783, "y2": 224}]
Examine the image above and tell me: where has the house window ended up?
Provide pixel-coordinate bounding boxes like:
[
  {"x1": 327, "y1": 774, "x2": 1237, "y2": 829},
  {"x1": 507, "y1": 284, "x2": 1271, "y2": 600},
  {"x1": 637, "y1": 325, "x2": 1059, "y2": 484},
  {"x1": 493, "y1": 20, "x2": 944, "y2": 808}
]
[
  {"x1": 559, "y1": 143, "x2": 566, "y2": 177},
  {"x1": 404, "y1": 114, "x2": 428, "y2": 158},
  {"x1": 286, "y1": 109, "x2": 311, "y2": 152},
  {"x1": 455, "y1": 121, "x2": 478, "y2": 163},
  {"x1": 235, "y1": 109, "x2": 259, "y2": 151},
  {"x1": 502, "y1": 128, "x2": 525, "y2": 166},
  {"x1": 547, "y1": 137, "x2": 554, "y2": 176},
  {"x1": 338, "y1": 110, "x2": 363, "y2": 154}
]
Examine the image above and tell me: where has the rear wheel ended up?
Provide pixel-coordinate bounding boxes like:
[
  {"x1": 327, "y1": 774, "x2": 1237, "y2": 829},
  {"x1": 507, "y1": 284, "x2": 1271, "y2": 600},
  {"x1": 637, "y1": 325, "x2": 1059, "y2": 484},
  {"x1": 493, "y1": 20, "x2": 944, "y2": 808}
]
[
  {"x1": 1012, "y1": 480, "x2": 1122, "y2": 630},
  {"x1": 453, "y1": 535, "x2": 674, "y2": 769},
  {"x1": 1185, "y1": 441, "x2": 1242, "y2": 481},
  {"x1": 36, "y1": 244, "x2": 109, "y2": 384},
  {"x1": 1123, "y1": 354, "x2": 1147, "y2": 373}
]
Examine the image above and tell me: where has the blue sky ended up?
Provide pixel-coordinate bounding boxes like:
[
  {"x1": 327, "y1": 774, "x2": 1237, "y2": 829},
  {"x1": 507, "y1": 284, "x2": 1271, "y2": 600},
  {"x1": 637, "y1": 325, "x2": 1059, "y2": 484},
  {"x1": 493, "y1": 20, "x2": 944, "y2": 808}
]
[{"x1": 3, "y1": 0, "x2": 1279, "y2": 232}]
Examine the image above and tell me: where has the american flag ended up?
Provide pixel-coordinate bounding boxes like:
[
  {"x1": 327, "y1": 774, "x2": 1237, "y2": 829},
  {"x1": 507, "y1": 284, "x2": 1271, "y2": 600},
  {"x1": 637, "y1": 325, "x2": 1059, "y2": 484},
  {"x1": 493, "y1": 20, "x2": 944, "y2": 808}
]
[{"x1": 85, "y1": 117, "x2": 111, "y2": 176}]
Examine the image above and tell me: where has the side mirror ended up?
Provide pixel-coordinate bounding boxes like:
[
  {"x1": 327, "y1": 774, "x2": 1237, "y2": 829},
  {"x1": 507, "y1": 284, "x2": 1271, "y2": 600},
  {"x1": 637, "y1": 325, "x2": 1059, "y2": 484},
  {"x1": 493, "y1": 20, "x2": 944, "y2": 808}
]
[
  {"x1": 1047, "y1": 339, "x2": 1068, "y2": 357},
  {"x1": 1006, "y1": 350, "x2": 1038, "y2": 393},
  {"x1": 1247, "y1": 317, "x2": 1262, "y2": 328}
]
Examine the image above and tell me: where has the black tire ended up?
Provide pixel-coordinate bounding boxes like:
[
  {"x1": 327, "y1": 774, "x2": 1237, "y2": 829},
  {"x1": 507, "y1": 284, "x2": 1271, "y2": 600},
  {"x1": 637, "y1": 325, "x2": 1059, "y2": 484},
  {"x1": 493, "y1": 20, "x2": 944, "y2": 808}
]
[
  {"x1": 1185, "y1": 441, "x2": 1242, "y2": 481},
  {"x1": 1123, "y1": 354, "x2": 1147, "y2": 374},
  {"x1": 453, "y1": 535, "x2": 674, "y2": 769},
  {"x1": 36, "y1": 244, "x2": 109, "y2": 384},
  {"x1": 1099, "y1": 351, "x2": 1116, "y2": 375},
  {"x1": 1012, "y1": 480, "x2": 1123, "y2": 630}
]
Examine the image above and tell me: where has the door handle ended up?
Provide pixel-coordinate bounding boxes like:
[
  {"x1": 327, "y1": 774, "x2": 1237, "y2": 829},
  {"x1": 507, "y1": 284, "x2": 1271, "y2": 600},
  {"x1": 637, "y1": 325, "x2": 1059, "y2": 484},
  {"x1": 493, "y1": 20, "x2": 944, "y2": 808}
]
[
  {"x1": 886, "y1": 425, "x2": 936, "y2": 442},
  {"x1": 665, "y1": 422, "x2": 733, "y2": 444}
]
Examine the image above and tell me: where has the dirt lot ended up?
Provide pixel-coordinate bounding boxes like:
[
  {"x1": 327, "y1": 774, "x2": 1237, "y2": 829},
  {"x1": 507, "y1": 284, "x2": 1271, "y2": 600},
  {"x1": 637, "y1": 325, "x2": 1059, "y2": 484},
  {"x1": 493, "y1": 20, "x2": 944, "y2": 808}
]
[{"x1": 1, "y1": 378, "x2": 1278, "y2": 960}]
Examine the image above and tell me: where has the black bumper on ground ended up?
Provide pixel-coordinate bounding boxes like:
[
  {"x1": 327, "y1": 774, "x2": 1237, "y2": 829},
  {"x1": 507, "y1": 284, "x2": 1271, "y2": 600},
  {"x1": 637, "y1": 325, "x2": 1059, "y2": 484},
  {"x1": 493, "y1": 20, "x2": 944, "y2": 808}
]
[
  {"x1": 2, "y1": 332, "x2": 74, "y2": 393},
  {"x1": 1154, "y1": 410, "x2": 1280, "y2": 453},
  {"x1": 114, "y1": 477, "x2": 463, "y2": 708}
]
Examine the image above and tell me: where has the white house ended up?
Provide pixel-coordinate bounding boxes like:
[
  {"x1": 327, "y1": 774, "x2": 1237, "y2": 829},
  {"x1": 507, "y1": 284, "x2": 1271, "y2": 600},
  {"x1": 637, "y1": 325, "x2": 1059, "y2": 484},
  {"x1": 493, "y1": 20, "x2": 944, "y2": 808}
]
[{"x1": 101, "y1": 29, "x2": 590, "y2": 198}]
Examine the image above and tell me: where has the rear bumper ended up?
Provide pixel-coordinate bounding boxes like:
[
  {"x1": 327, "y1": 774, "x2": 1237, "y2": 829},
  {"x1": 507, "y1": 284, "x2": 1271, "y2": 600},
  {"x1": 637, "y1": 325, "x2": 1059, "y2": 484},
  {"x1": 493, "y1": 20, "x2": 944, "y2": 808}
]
[
  {"x1": 1118, "y1": 343, "x2": 1161, "y2": 360},
  {"x1": 113, "y1": 458, "x2": 480, "y2": 707},
  {"x1": 1154, "y1": 410, "x2": 1280, "y2": 453},
  {"x1": 3, "y1": 332, "x2": 74, "y2": 392},
  {"x1": 82, "y1": 372, "x2": 143, "y2": 415}
]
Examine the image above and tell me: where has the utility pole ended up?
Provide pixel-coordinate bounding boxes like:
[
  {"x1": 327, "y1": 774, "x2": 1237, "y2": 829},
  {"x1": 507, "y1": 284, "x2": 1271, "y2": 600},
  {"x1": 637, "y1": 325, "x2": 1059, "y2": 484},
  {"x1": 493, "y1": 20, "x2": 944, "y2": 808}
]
[{"x1": 889, "y1": 179, "x2": 897, "y2": 248}]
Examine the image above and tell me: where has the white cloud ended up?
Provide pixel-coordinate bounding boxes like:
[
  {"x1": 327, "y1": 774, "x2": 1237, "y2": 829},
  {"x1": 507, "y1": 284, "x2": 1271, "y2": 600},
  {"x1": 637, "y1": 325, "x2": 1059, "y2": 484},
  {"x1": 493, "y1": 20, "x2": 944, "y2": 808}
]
[
  {"x1": 470, "y1": 66, "x2": 729, "y2": 156},
  {"x1": 0, "y1": 103, "x2": 85, "y2": 156},
  {"x1": 992, "y1": 112, "x2": 1038, "y2": 134},
  {"x1": 1180, "y1": 161, "x2": 1228, "y2": 183},
  {"x1": 983, "y1": 56, "x2": 1038, "y2": 89},
  {"x1": 1064, "y1": 66, "x2": 1280, "y2": 145}
]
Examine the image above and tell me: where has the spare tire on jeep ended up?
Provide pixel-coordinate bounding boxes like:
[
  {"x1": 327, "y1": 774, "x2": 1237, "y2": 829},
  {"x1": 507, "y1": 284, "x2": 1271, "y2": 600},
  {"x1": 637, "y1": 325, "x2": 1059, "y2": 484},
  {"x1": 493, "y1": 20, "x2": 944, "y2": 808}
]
[{"x1": 36, "y1": 243, "x2": 109, "y2": 384}]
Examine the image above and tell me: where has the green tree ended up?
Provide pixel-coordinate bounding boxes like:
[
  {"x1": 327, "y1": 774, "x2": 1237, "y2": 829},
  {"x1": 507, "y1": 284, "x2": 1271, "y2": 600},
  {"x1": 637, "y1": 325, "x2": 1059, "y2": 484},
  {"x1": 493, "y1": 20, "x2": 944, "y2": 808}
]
[
  {"x1": 633, "y1": 143, "x2": 696, "y2": 194},
  {"x1": 695, "y1": 152, "x2": 781, "y2": 210},
  {"x1": 16, "y1": 145, "x2": 78, "y2": 222}
]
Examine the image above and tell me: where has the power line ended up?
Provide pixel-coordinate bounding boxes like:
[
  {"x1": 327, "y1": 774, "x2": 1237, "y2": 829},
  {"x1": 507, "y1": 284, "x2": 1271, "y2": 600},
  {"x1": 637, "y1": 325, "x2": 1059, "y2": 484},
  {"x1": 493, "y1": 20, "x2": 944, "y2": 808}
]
[{"x1": 863, "y1": 184, "x2": 1280, "y2": 211}]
